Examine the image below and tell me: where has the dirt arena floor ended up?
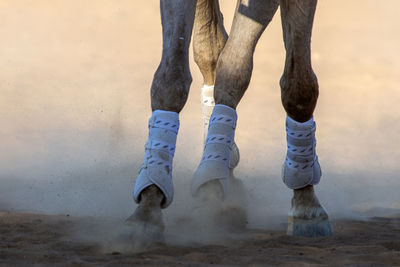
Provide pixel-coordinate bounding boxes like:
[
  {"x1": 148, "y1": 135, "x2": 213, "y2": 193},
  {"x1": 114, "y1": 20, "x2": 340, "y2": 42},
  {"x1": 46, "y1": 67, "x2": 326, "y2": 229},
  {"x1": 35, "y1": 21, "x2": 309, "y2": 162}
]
[
  {"x1": 0, "y1": 212, "x2": 399, "y2": 266},
  {"x1": 1, "y1": 0, "x2": 400, "y2": 266}
]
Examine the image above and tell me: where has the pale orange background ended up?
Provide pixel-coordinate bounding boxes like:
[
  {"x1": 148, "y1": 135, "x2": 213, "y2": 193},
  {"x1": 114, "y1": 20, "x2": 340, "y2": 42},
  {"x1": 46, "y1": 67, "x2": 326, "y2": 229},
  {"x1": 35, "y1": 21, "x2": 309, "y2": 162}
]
[{"x1": 0, "y1": 1, "x2": 399, "y2": 226}]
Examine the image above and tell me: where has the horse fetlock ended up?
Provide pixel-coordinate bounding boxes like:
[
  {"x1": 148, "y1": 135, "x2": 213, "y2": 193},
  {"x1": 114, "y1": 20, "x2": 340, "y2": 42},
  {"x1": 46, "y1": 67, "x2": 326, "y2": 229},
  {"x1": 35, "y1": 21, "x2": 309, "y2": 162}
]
[
  {"x1": 138, "y1": 185, "x2": 165, "y2": 209},
  {"x1": 200, "y1": 86, "x2": 240, "y2": 170},
  {"x1": 282, "y1": 116, "x2": 321, "y2": 189},
  {"x1": 133, "y1": 111, "x2": 179, "y2": 209},
  {"x1": 192, "y1": 104, "x2": 237, "y2": 197}
]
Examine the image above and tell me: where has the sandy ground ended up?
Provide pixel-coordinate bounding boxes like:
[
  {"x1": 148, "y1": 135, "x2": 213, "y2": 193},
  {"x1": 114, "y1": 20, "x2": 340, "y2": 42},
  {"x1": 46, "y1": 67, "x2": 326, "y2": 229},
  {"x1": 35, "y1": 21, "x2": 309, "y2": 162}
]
[
  {"x1": 1, "y1": 211, "x2": 400, "y2": 266},
  {"x1": 1, "y1": 0, "x2": 400, "y2": 266}
]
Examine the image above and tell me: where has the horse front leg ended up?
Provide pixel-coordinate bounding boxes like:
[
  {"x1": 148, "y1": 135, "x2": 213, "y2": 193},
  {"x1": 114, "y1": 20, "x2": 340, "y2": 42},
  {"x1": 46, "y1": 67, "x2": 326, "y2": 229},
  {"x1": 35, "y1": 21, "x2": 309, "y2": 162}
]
[
  {"x1": 124, "y1": 0, "x2": 197, "y2": 247},
  {"x1": 194, "y1": 0, "x2": 241, "y2": 174},
  {"x1": 280, "y1": 0, "x2": 332, "y2": 237},
  {"x1": 192, "y1": 0, "x2": 243, "y2": 228},
  {"x1": 192, "y1": 0, "x2": 279, "y2": 229}
]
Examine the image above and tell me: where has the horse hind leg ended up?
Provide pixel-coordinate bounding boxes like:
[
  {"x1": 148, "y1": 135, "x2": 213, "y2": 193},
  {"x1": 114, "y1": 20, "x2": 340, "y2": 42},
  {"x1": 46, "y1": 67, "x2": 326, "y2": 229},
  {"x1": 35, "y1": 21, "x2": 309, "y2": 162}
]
[
  {"x1": 193, "y1": 0, "x2": 227, "y2": 88},
  {"x1": 280, "y1": 0, "x2": 332, "y2": 237}
]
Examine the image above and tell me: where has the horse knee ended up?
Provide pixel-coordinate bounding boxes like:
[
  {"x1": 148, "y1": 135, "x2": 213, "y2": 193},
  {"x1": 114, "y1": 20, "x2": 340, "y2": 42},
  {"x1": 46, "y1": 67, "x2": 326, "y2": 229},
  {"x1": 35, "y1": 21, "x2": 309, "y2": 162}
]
[
  {"x1": 151, "y1": 53, "x2": 192, "y2": 113},
  {"x1": 213, "y1": 50, "x2": 253, "y2": 108},
  {"x1": 152, "y1": 0, "x2": 195, "y2": 113},
  {"x1": 280, "y1": 67, "x2": 319, "y2": 122}
]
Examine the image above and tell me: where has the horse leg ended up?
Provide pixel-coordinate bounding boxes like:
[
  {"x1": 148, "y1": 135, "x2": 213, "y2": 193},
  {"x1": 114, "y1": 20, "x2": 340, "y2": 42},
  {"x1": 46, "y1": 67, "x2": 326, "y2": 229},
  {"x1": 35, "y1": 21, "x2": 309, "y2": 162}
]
[
  {"x1": 192, "y1": 0, "x2": 279, "y2": 228},
  {"x1": 192, "y1": 1, "x2": 238, "y2": 229},
  {"x1": 125, "y1": 0, "x2": 197, "y2": 246},
  {"x1": 280, "y1": 0, "x2": 332, "y2": 237},
  {"x1": 193, "y1": 0, "x2": 241, "y2": 172}
]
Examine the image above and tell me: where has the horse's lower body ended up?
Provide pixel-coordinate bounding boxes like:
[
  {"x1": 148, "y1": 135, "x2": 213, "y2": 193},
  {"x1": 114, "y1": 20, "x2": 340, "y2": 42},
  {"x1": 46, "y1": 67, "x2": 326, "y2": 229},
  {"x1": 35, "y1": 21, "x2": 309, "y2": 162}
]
[{"x1": 128, "y1": 0, "x2": 332, "y2": 243}]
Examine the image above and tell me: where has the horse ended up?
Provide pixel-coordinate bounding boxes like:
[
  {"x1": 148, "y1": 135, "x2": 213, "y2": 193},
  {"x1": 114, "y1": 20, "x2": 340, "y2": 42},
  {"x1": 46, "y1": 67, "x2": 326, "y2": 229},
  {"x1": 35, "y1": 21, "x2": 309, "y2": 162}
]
[{"x1": 127, "y1": 0, "x2": 332, "y2": 243}]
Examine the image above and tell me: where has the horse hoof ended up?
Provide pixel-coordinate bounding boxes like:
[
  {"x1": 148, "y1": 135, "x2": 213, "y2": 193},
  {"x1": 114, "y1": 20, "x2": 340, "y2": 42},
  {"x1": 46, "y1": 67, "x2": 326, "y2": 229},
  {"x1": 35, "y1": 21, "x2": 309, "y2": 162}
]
[
  {"x1": 194, "y1": 177, "x2": 248, "y2": 232},
  {"x1": 287, "y1": 204, "x2": 333, "y2": 237},
  {"x1": 217, "y1": 174, "x2": 248, "y2": 231},
  {"x1": 214, "y1": 205, "x2": 247, "y2": 232},
  {"x1": 286, "y1": 185, "x2": 333, "y2": 237},
  {"x1": 118, "y1": 208, "x2": 165, "y2": 250},
  {"x1": 121, "y1": 220, "x2": 164, "y2": 247},
  {"x1": 287, "y1": 215, "x2": 333, "y2": 237}
]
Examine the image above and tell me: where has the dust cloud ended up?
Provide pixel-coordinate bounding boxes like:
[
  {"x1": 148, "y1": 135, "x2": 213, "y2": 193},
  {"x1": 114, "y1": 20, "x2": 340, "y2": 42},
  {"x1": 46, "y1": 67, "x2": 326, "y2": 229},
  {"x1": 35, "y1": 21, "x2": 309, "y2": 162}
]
[{"x1": 0, "y1": 0, "x2": 399, "y2": 245}]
